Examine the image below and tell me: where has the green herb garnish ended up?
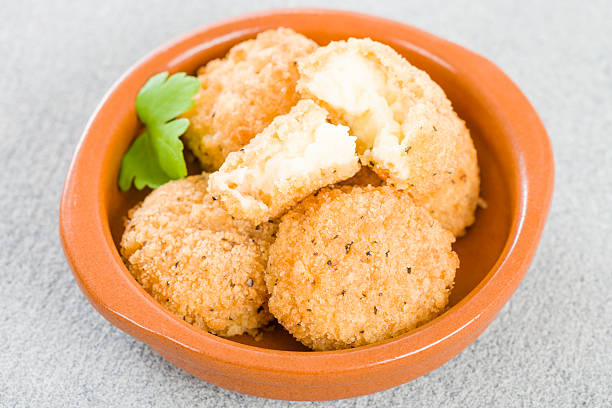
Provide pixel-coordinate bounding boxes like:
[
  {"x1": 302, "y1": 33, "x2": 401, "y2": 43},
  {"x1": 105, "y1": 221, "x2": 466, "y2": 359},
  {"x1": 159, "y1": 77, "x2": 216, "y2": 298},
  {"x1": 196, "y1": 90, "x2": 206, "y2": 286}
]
[{"x1": 118, "y1": 71, "x2": 200, "y2": 191}]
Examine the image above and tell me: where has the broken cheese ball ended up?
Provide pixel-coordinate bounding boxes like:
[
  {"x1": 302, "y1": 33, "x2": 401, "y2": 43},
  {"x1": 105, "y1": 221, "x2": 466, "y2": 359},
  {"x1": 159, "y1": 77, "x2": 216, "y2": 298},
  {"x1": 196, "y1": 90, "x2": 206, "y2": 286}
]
[
  {"x1": 297, "y1": 38, "x2": 479, "y2": 236},
  {"x1": 208, "y1": 100, "x2": 360, "y2": 225}
]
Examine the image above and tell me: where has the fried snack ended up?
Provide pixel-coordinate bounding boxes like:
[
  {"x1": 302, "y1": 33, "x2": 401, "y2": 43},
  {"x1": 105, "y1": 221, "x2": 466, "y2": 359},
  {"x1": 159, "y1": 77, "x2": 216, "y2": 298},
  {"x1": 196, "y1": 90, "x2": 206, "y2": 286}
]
[
  {"x1": 297, "y1": 38, "x2": 479, "y2": 236},
  {"x1": 182, "y1": 28, "x2": 318, "y2": 171},
  {"x1": 120, "y1": 174, "x2": 277, "y2": 338},
  {"x1": 208, "y1": 100, "x2": 360, "y2": 225},
  {"x1": 266, "y1": 186, "x2": 459, "y2": 350}
]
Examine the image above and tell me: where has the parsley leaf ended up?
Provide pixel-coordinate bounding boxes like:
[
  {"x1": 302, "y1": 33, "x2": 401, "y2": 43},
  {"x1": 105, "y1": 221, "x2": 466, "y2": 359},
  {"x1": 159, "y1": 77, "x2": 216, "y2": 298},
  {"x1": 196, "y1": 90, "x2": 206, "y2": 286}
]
[
  {"x1": 118, "y1": 72, "x2": 201, "y2": 191},
  {"x1": 149, "y1": 118, "x2": 190, "y2": 179},
  {"x1": 136, "y1": 72, "x2": 200, "y2": 124},
  {"x1": 118, "y1": 130, "x2": 171, "y2": 191}
]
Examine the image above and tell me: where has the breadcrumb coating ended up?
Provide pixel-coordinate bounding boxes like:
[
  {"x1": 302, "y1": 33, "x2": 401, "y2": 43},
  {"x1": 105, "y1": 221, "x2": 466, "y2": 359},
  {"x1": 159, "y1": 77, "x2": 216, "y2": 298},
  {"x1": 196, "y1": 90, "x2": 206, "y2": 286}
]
[
  {"x1": 297, "y1": 38, "x2": 479, "y2": 236},
  {"x1": 338, "y1": 166, "x2": 383, "y2": 187},
  {"x1": 120, "y1": 174, "x2": 277, "y2": 337},
  {"x1": 208, "y1": 100, "x2": 360, "y2": 225},
  {"x1": 266, "y1": 186, "x2": 459, "y2": 350},
  {"x1": 182, "y1": 28, "x2": 318, "y2": 171}
]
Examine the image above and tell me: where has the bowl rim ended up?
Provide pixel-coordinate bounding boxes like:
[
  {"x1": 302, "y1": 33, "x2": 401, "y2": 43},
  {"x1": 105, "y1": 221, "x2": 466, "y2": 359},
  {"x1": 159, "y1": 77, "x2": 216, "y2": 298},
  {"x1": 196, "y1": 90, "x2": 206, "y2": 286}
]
[{"x1": 59, "y1": 8, "x2": 554, "y2": 377}]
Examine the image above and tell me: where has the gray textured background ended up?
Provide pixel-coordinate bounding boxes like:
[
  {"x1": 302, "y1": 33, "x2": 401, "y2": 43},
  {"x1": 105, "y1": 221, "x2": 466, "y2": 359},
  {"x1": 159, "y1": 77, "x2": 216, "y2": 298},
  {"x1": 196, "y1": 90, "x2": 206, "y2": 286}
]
[{"x1": 1, "y1": 1, "x2": 610, "y2": 407}]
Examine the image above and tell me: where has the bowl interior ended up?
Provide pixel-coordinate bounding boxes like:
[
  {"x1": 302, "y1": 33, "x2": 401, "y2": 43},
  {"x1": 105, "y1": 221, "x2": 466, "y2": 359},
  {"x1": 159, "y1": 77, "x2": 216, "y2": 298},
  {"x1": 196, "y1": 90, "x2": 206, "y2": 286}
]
[{"x1": 106, "y1": 27, "x2": 515, "y2": 352}]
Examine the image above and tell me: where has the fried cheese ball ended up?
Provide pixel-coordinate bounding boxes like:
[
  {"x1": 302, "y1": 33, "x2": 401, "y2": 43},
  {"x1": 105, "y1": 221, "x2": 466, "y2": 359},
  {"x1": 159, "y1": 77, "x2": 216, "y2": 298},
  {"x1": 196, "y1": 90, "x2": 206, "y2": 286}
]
[
  {"x1": 266, "y1": 186, "x2": 459, "y2": 350},
  {"x1": 208, "y1": 100, "x2": 360, "y2": 225},
  {"x1": 120, "y1": 174, "x2": 277, "y2": 338},
  {"x1": 297, "y1": 38, "x2": 479, "y2": 236},
  {"x1": 182, "y1": 28, "x2": 318, "y2": 171}
]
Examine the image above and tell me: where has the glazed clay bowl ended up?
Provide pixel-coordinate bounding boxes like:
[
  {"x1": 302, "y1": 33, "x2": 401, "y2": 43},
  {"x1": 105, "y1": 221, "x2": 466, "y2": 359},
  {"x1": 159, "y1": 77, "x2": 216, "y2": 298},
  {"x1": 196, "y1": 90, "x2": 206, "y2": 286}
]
[{"x1": 59, "y1": 9, "x2": 553, "y2": 401}]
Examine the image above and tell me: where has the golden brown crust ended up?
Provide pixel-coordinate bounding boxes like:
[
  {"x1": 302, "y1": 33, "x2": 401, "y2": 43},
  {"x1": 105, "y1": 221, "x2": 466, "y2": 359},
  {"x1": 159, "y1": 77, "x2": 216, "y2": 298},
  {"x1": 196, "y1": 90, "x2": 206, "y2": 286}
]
[
  {"x1": 337, "y1": 166, "x2": 383, "y2": 187},
  {"x1": 119, "y1": 174, "x2": 277, "y2": 337},
  {"x1": 266, "y1": 186, "x2": 458, "y2": 350},
  {"x1": 182, "y1": 28, "x2": 318, "y2": 171},
  {"x1": 297, "y1": 38, "x2": 479, "y2": 236}
]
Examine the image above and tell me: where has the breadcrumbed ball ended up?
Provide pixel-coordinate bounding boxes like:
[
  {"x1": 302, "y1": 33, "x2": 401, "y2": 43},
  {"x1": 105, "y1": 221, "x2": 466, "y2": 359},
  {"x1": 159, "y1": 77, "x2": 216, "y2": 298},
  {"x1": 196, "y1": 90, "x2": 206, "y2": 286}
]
[
  {"x1": 208, "y1": 100, "x2": 360, "y2": 225},
  {"x1": 266, "y1": 186, "x2": 459, "y2": 350},
  {"x1": 120, "y1": 174, "x2": 277, "y2": 338},
  {"x1": 182, "y1": 28, "x2": 318, "y2": 171},
  {"x1": 297, "y1": 38, "x2": 479, "y2": 236}
]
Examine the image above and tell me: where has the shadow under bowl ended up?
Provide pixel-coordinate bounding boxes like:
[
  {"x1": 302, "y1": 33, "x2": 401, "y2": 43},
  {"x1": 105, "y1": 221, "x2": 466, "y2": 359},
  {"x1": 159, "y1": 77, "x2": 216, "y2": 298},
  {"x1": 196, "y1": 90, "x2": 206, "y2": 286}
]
[{"x1": 59, "y1": 9, "x2": 554, "y2": 401}]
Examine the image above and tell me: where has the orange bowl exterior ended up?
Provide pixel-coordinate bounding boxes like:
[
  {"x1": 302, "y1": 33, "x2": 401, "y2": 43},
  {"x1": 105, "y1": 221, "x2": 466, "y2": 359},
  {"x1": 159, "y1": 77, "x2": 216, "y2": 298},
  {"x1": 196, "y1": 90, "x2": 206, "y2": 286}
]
[{"x1": 59, "y1": 9, "x2": 553, "y2": 401}]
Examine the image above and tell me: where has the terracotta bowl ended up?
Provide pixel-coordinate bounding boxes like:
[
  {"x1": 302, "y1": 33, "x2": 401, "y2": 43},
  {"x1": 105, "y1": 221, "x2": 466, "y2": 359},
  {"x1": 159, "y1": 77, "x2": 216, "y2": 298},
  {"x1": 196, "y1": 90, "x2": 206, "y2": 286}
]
[{"x1": 59, "y1": 9, "x2": 553, "y2": 401}]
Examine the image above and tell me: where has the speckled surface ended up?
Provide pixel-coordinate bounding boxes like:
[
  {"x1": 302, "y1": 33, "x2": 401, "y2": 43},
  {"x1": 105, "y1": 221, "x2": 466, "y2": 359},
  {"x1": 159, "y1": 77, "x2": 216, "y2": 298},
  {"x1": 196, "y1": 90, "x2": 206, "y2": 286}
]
[{"x1": 1, "y1": 1, "x2": 610, "y2": 406}]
